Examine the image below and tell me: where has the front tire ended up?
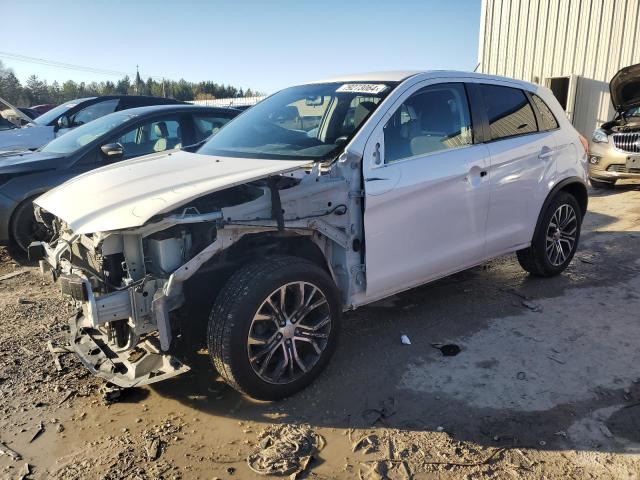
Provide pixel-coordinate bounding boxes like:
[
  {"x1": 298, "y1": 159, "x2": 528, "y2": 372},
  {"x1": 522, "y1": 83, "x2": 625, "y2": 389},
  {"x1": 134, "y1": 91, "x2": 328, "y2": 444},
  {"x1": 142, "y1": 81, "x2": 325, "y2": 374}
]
[
  {"x1": 10, "y1": 197, "x2": 52, "y2": 256},
  {"x1": 208, "y1": 255, "x2": 341, "y2": 400},
  {"x1": 517, "y1": 192, "x2": 582, "y2": 277}
]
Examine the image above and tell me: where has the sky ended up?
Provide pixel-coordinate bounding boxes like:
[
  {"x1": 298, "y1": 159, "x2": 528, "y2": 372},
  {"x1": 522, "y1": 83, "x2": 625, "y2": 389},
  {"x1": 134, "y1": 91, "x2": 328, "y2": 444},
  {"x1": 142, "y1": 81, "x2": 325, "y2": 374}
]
[{"x1": 1, "y1": 0, "x2": 481, "y2": 94}]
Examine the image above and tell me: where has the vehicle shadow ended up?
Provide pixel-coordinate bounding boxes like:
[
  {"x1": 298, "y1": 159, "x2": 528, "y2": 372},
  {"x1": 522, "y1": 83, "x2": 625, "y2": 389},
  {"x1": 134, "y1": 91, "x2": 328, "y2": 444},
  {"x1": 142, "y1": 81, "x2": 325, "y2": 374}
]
[
  {"x1": 588, "y1": 180, "x2": 640, "y2": 197},
  {"x1": 151, "y1": 210, "x2": 640, "y2": 455}
]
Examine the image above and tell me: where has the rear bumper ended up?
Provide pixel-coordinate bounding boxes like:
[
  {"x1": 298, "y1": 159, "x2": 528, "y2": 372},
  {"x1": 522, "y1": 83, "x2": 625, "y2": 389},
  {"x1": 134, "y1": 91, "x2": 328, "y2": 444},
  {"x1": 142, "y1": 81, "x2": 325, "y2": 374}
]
[{"x1": 68, "y1": 311, "x2": 190, "y2": 388}]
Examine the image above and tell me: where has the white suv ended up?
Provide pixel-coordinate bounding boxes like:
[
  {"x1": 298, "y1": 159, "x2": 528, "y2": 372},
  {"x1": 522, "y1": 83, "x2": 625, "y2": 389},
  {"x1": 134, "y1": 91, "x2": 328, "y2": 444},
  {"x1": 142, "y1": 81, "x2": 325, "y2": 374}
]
[{"x1": 34, "y1": 71, "x2": 589, "y2": 400}]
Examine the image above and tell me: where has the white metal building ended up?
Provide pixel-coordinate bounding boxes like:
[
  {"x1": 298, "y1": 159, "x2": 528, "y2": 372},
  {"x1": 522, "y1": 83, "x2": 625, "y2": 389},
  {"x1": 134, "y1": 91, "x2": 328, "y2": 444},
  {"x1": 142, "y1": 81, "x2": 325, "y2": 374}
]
[{"x1": 477, "y1": 0, "x2": 640, "y2": 135}]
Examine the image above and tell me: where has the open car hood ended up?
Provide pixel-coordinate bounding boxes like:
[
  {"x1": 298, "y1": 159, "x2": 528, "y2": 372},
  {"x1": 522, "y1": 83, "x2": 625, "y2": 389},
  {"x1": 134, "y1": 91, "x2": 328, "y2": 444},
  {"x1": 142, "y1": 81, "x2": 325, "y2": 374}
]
[
  {"x1": 35, "y1": 150, "x2": 312, "y2": 235},
  {"x1": 0, "y1": 96, "x2": 34, "y2": 125},
  {"x1": 610, "y1": 63, "x2": 640, "y2": 112}
]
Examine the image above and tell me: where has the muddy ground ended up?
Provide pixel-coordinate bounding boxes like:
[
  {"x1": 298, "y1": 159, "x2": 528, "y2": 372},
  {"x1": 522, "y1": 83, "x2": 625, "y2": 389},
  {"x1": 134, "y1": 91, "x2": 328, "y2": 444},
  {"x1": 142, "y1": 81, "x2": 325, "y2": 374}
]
[{"x1": 1, "y1": 182, "x2": 640, "y2": 480}]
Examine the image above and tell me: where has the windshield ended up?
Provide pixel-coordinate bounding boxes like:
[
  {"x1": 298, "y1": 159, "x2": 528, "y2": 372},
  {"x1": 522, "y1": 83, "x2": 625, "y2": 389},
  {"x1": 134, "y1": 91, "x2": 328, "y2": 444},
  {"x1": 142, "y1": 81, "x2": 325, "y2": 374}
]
[
  {"x1": 198, "y1": 82, "x2": 396, "y2": 160},
  {"x1": 40, "y1": 112, "x2": 134, "y2": 155},
  {"x1": 32, "y1": 100, "x2": 83, "y2": 126}
]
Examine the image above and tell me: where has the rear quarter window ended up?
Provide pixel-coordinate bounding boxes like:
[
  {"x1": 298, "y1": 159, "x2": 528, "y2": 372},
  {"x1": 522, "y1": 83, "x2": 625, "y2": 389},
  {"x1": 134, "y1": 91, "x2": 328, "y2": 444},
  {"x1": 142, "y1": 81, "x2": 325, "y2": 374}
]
[{"x1": 531, "y1": 94, "x2": 559, "y2": 131}]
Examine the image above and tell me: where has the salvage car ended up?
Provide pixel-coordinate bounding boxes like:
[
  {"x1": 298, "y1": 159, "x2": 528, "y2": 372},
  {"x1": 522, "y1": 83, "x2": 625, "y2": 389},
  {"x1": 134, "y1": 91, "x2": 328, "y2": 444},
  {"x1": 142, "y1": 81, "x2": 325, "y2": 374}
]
[
  {"x1": 0, "y1": 95, "x2": 183, "y2": 153},
  {"x1": 588, "y1": 63, "x2": 640, "y2": 188},
  {"x1": 0, "y1": 104, "x2": 238, "y2": 254},
  {"x1": 34, "y1": 71, "x2": 589, "y2": 400}
]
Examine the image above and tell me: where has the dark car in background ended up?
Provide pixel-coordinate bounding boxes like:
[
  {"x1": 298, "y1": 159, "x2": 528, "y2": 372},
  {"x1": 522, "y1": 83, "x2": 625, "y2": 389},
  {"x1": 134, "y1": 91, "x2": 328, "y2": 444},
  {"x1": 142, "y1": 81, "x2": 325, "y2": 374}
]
[
  {"x1": 0, "y1": 104, "x2": 239, "y2": 254},
  {"x1": 0, "y1": 95, "x2": 184, "y2": 153},
  {"x1": 18, "y1": 108, "x2": 40, "y2": 120},
  {"x1": 31, "y1": 104, "x2": 57, "y2": 115}
]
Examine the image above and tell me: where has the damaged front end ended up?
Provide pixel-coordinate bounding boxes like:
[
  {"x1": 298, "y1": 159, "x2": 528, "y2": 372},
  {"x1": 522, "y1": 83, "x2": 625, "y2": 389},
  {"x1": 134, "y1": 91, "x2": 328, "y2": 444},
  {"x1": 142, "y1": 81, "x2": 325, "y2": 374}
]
[{"x1": 34, "y1": 152, "x2": 364, "y2": 388}]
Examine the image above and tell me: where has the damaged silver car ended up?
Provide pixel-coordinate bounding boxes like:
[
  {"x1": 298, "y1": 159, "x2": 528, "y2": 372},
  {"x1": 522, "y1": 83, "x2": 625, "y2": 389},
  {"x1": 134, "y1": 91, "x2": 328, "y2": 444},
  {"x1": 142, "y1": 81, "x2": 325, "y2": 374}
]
[{"x1": 33, "y1": 71, "x2": 588, "y2": 400}]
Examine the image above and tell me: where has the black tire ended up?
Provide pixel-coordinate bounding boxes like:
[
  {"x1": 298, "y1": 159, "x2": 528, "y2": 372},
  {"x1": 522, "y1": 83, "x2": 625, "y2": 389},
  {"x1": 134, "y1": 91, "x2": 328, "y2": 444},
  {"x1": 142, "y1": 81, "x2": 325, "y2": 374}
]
[
  {"x1": 517, "y1": 192, "x2": 582, "y2": 277},
  {"x1": 10, "y1": 196, "x2": 52, "y2": 255},
  {"x1": 589, "y1": 178, "x2": 616, "y2": 189},
  {"x1": 207, "y1": 255, "x2": 341, "y2": 400}
]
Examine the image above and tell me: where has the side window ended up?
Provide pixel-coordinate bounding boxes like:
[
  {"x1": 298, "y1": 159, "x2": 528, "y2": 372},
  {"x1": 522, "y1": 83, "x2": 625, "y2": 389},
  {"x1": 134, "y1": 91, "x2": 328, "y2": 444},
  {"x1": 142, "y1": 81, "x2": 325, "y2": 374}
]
[
  {"x1": 384, "y1": 83, "x2": 473, "y2": 164},
  {"x1": 111, "y1": 117, "x2": 183, "y2": 159},
  {"x1": 69, "y1": 99, "x2": 119, "y2": 127},
  {"x1": 531, "y1": 94, "x2": 559, "y2": 131},
  {"x1": 479, "y1": 85, "x2": 537, "y2": 140},
  {"x1": 193, "y1": 115, "x2": 233, "y2": 142}
]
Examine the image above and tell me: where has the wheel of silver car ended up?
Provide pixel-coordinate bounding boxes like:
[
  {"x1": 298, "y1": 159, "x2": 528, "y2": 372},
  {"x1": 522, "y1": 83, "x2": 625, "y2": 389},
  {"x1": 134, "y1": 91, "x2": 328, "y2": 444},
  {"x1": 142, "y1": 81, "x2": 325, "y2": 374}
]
[
  {"x1": 545, "y1": 204, "x2": 578, "y2": 267},
  {"x1": 517, "y1": 191, "x2": 582, "y2": 277},
  {"x1": 247, "y1": 281, "x2": 332, "y2": 385},
  {"x1": 208, "y1": 255, "x2": 341, "y2": 400}
]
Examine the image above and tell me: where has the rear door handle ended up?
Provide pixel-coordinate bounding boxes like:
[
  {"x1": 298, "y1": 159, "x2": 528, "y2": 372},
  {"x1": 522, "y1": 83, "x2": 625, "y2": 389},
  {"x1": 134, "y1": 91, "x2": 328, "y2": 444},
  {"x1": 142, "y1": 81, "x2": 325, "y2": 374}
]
[{"x1": 538, "y1": 147, "x2": 554, "y2": 160}]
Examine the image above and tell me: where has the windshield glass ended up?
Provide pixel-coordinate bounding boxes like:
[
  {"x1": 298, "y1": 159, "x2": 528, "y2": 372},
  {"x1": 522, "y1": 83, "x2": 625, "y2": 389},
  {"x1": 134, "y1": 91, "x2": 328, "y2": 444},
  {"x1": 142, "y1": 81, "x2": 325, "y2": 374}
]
[
  {"x1": 198, "y1": 82, "x2": 396, "y2": 160},
  {"x1": 33, "y1": 101, "x2": 83, "y2": 125},
  {"x1": 40, "y1": 112, "x2": 134, "y2": 155}
]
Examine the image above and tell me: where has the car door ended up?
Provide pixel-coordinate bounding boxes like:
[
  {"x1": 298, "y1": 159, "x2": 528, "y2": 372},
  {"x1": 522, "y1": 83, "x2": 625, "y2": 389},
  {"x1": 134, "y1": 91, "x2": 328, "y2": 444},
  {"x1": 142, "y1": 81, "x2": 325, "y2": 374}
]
[
  {"x1": 56, "y1": 99, "x2": 120, "y2": 137},
  {"x1": 472, "y1": 83, "x2": 558, "y2": 257},
  {"x1": 362, "y1": 81, "x2": 491, "y2": 300}
]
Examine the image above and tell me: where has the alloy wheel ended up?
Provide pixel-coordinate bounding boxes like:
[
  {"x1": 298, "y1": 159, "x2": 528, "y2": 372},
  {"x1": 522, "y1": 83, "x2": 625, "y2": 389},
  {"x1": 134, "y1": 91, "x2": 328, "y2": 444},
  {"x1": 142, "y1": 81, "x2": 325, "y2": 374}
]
[
  {"x1": 545, "y1": 203, "x2": 577, "y2": 266},
  {"x1": 247, "y1": 282, "x2": 331, "y2": 384}
]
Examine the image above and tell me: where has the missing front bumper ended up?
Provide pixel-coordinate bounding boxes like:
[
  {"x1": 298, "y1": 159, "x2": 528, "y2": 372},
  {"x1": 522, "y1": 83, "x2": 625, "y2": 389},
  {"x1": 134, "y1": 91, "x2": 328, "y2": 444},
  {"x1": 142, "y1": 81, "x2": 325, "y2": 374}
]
[{"x1": 68, "y1": 311, "x2": 190, "y2": 388}]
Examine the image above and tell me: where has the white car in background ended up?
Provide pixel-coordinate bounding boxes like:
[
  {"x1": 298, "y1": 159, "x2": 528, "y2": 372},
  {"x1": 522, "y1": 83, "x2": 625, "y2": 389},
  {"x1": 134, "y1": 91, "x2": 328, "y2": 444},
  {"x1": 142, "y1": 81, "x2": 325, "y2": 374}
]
[
  {"x1": 35, "y1": 71, "x2": 589, "y2": 400},
  {"x1": 0, "y1": 95, "x2": 183, "y2": 153}
]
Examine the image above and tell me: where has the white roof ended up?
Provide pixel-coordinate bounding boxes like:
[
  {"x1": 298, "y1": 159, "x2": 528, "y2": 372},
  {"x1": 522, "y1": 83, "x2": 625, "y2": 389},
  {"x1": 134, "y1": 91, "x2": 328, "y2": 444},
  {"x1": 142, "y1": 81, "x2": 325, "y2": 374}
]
[
  {"x1": 306, "y1": 71, "x2": 422, "y2": 84},
  {"x1": 303, "y1": 70, "x2": 538, "y2": 91}
]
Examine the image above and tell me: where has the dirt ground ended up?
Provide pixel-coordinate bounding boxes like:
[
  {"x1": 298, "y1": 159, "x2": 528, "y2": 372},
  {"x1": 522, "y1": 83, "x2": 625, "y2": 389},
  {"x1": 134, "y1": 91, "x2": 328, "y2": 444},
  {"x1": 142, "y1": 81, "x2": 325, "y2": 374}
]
[{"x1": 1, "y1": 182, "x2": 640, "y2": 480}]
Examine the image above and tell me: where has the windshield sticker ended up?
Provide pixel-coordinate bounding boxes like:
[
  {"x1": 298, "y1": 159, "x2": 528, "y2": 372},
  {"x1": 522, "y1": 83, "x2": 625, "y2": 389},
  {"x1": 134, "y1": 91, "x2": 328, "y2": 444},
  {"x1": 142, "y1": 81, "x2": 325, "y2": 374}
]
[
  {"x1": 336, "y1": 84, "x2": 388, "y2": 94},
  {"x1": 64, "y1": 104, "x2": 76, "y2": 108}
]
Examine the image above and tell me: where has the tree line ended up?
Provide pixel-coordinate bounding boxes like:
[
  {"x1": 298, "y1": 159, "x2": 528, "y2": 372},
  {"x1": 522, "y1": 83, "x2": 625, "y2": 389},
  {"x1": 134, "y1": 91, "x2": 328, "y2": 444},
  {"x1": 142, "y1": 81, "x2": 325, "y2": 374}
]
[{"x1": 0, "y1": 61, "x2": 261, "y2": 107}]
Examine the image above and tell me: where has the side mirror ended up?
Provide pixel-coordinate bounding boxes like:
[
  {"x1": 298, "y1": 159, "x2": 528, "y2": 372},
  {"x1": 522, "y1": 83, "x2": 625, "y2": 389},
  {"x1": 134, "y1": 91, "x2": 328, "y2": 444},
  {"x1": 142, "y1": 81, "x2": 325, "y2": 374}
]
[
  {"x1": 101, "y1": 143, "x2": 124, "y2": 159},
  {"x1": 57, "y1": 116, "x2": 70, "y2": 129}
]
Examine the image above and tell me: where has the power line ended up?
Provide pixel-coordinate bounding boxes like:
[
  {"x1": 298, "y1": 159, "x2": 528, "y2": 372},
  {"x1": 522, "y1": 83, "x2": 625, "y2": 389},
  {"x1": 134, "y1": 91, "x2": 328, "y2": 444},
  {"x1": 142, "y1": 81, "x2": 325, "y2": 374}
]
[{"x1": 0, "y1": 51, "x2": 169, "y2": 81}]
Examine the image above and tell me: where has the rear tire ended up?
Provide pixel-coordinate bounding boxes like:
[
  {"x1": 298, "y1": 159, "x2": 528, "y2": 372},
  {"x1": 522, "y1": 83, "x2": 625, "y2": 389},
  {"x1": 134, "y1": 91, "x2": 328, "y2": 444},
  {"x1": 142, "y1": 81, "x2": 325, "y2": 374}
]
[
  {"x1": 589, "y1": 178, "x2": 616, "y2": 189},
  {"x1": 207, "y1": 255, "x2": 341, "y2": 400},
  {"x1": 517, "y1": 192, "x2": 582, "y2": 277}
]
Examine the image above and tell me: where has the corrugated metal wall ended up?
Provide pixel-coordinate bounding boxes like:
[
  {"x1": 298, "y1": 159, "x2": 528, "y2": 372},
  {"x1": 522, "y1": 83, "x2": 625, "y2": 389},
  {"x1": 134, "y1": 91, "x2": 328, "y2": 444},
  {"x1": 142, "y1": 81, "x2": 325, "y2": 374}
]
[{"x1": 477, "y1": 0, "x2": 640, "y2": 135}]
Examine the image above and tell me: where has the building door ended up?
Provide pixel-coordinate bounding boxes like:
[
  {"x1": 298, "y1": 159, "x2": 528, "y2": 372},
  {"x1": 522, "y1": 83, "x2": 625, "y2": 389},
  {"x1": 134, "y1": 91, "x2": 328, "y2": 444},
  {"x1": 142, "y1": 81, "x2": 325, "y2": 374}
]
[{"x1": 545, "y1": 75, "x2": 579, "y2": 122}]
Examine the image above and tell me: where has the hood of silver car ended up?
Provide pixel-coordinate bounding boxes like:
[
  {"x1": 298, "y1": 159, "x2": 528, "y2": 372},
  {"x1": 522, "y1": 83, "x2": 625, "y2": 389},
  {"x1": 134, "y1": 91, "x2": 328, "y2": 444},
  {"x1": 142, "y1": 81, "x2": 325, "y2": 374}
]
[
  {"x1": 35, "y1": 150, "x2": 312, "y2": 235},
  {"x1": 610, "y1": 63, "x2": 640, "y2": 112}
]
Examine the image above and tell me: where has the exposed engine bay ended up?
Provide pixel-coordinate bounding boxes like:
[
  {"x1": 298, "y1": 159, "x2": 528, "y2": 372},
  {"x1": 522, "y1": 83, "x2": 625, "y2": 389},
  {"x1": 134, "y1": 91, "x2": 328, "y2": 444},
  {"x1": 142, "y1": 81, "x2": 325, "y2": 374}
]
[
  {"x1": 600, "y1": 116, "x2": 640, "y2": 133},
  {"x1": 34, "y1": 152, "x2": 365, "y2": 387}
]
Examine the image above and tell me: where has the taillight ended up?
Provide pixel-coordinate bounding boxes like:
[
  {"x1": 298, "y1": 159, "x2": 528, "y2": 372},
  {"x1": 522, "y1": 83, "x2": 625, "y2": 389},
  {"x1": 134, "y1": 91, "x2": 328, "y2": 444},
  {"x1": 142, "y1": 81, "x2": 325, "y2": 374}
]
[{"x1": 578, "y1": 134, "x2": 589, "y2": 154}]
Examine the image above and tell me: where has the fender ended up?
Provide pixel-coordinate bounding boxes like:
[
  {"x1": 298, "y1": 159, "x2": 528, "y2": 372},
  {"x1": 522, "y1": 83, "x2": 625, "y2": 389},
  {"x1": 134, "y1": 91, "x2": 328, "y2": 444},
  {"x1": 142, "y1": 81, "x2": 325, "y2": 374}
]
[{"x1": 532, "y1": 176, "x2": 588, "y2": 241}]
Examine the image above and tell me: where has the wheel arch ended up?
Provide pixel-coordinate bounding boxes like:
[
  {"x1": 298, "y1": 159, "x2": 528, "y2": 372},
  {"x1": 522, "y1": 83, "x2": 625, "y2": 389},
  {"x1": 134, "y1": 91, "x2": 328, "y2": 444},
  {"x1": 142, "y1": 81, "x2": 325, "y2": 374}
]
[
  {"x1": 533, "y1": 177, "x2": 588, "y2": 239},
  {"x1": 8, "y1": 191, "x2": 47, "y2": 246},
  {"x1": 184, "y1": 231, "x2": 332, "y2": 303}
]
